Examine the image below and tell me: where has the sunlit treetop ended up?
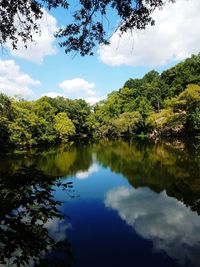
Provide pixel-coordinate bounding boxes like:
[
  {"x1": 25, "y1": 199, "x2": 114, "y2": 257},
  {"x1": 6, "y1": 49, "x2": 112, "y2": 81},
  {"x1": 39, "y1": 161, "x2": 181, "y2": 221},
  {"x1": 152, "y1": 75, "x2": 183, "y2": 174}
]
[{"x1": 0, "y1": 0, "x2": 175, "y2": 55}]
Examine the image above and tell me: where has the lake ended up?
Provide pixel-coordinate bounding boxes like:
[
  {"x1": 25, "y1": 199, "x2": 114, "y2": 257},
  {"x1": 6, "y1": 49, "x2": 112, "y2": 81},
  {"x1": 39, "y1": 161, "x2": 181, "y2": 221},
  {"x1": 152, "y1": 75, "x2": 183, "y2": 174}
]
[{"x1": 0, "y1": 138, "x2": 200, "y2": 267}]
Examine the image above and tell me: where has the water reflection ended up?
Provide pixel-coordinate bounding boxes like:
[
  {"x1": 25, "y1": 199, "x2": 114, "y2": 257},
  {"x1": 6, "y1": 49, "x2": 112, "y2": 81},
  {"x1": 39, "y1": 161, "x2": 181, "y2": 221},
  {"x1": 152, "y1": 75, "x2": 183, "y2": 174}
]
[
  {"x1": 105, "y1": 186, "x2": 200, "y2": 266},
  {"x1": 95, "y1": 139, "x2": 200, "y2": 214},
  {"x1": 0, "y1": 139, "x2": 199, "y2": 267},
  {"x1": 75, "y1": 162, "x2": 98, "y2": 179},
  {"x1": 0, "y1": 166, "x2": 75, "y2": 266},
  {"x1": 0, "y1": 143, "x2": 93, "y2": 177}
]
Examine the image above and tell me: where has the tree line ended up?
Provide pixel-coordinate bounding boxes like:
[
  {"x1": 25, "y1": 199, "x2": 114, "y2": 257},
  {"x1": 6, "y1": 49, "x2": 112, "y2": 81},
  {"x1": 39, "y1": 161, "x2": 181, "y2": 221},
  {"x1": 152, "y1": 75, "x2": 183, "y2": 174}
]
[
  {"x1": 0, "y1": 53, "x2": 200, "y2": 148},
  {"x1": 92, "y1": 53, "x2": 200, "y2": 138}
]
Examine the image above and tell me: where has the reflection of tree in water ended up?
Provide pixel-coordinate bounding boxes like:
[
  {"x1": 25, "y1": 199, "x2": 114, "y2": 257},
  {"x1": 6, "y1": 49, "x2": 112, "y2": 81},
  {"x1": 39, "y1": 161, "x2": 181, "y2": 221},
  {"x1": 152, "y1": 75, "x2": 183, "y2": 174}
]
[
  {"x1": 95, "y1": 139, "x2": 200, "y2": 214},
  {"x1": 0, "y1": 143, "x2": 93, "y2": 178},
  {"x1": 0, "y1": 166, "x2": 75, "y2": 266},
  {"x1": 0, "y1": 138, "x2": 199, "y2": 265}
]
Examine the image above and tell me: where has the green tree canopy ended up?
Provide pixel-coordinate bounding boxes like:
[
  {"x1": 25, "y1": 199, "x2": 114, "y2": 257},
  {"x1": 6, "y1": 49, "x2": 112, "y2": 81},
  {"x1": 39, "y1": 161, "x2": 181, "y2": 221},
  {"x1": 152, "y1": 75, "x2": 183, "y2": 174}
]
[
  {"x1": 54, "y1": 112, "x2": 76, "y2": 142},
  {"x1": 0, "y1": 54, "x2": 199, "y2": 147}
]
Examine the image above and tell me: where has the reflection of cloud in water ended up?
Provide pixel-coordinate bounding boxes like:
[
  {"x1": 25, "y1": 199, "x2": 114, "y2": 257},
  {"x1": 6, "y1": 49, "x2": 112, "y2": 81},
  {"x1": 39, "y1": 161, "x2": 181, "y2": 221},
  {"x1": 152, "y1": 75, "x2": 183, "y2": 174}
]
[
  {"x1": 76, "y1": 163, "x2": 98, "y2": 179},
  {"x1": 44, "y1": 218, "x2": 72, "y2": 242},
  {"x1": 105, "y1": 186, "x2": 200, "y2": 266}
]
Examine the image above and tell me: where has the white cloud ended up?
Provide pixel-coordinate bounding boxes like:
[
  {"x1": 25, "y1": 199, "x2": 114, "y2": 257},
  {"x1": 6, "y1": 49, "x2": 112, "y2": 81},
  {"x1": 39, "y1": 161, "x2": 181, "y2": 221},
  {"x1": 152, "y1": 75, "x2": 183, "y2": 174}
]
[
  {"x1": 0, "y1": 59, "x2": 41, "y2": 96},
  {"x1": 58, "y1": 77, "x2": 104, "y2": 104},
  {"x1": 76, "y1": 162, "x2": 99, "y2": 179},
  {"x1": 105, "y1": 186, "x2": 200, "y2": 266},
  {"x1": 8, "y1": 10, "x2": 57, "y2": 64},
  {"x1": 99, "y1": 0, "x2": 200, "y2": 67},
  {"x1": 82, "y1": 96, "x2": 105, "y2": 105},
  {"x1": 59, "y1": 78, "x2": 95, "y2": 97}
]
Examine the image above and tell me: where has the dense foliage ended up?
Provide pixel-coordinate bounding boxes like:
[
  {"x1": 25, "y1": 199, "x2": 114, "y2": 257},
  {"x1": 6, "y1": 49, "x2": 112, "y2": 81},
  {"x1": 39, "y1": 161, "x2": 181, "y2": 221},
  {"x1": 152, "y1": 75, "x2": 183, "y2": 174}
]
[
  {"x1": 0, "y1": 95, "x2": 91, "y2": 147},
  {"x1": 0, "y1": 53, "x2": 199, "y2": 147},
  {"x1": 0, "y1": 0, "x2": 175, "y2": 55},
  {"x1": 93, "y1": 53, "x2": 200, "y2": 138}
]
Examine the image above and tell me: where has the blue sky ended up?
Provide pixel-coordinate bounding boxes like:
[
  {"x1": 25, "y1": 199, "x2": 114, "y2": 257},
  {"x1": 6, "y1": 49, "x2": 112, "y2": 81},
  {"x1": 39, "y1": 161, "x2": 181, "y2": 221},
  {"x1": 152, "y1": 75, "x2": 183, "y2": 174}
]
[{"x1": 0, "y1": 0, "x2": 199, "y2": 104}]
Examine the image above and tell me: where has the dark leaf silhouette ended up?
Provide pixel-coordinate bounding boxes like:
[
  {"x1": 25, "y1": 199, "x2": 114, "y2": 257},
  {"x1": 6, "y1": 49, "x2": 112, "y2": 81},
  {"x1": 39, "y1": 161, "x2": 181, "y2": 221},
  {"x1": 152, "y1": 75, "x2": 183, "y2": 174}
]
[{"x1": 0, "y1": 166, "x2": 75, "y2": 266}]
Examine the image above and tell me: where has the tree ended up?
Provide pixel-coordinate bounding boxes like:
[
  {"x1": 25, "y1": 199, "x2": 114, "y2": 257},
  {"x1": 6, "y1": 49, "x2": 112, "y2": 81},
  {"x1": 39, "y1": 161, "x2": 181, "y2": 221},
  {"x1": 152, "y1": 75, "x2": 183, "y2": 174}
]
[
  {"x1": 0, "y1": 0, "x2": 175, "y2": 55},
  {"x1": 112, "y1": 111, "x2": 142, "y2": 135},
  {"x1": 92, "y1": 54, "x2": 200, "y2": 137},
  {"x1": 0, "y1": 93, "x2": 14, "y2": 120},
  {"x1": 0, "y1": 94, "x2": 14, "y2": 143},
  {"x1": 54, "y1": 112, "x2": 76, "y2": 142},
  {"x1": 47, "y1": 97, "x2": 91, "y2": 135},
  {"x1": 165, "y1": 84, "x2": 200, "y2": 133},
  {"x1": 161, "y1": 53, "x2": 200, "y2": 96}
]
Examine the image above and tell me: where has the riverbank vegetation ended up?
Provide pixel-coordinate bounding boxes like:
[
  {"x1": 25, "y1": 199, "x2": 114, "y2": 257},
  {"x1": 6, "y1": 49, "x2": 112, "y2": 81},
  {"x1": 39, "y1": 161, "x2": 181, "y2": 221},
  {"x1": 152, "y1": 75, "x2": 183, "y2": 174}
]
[{"x1": 0, "y1": 54, "x2": 199, "y2": 148}]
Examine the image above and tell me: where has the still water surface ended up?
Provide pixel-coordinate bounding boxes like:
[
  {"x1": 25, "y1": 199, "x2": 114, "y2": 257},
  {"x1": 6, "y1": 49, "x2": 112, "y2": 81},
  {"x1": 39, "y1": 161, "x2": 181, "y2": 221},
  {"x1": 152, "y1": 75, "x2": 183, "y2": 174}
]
[{"x1": 0, "y1": 139, "x2": 200, "y2": 267}]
